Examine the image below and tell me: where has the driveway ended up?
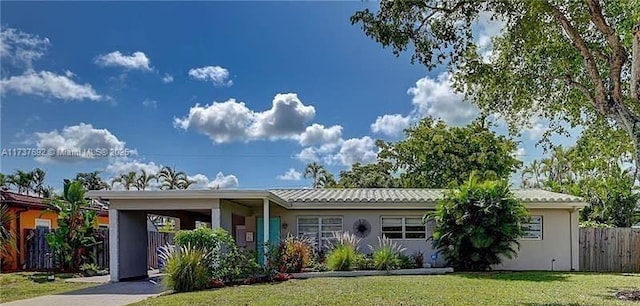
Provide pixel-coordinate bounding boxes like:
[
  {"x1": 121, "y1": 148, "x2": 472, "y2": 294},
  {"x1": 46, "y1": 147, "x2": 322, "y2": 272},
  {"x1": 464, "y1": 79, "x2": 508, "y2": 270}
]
[{"x1": 0, "y1": 279, "x2": 165, "y2": 306}]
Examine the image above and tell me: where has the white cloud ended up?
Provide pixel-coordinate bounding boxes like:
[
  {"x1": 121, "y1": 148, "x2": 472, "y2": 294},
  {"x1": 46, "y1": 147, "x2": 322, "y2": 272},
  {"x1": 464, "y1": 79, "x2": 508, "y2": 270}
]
[
  {"x1": 515, "y1": 147, "x2": 526, "y2": 158},
  {"x1": 0, "y1": 27, "x2": 50, "y2": 68},
  {"x1": 174, "y1": 93, "x2": 316, "y2": 143},
  {"x1": 33, "y1": 123, "x2": 134, "y2": 163},
  {"x1": 371, "y1": 114, "x2": 411, "y2": 137},
  {"x1": 475, "y1": 12, "x2": 506, "y2": 62},
  {"x1": 523, "y1": 117, "x2": 547, "y2": 141},
  {"x1": 277, "y1": 168, "x2": 303, "y2": 181},
  {"x1": 298, "y1": 124, "x2": 343, "y2": 147},
  {"x1": 162, "y1": 73, "x2": 174, "y2": 83},
  {"x1": 105, "y1": 159, "x2": 161, "y2": 176},
  {"x1": 407, "y1": 72, "x2": 478, "y2": 125},
  {"x1": 330, "y1": 136, "x2": 378, "y2": 166},
  {"x1": 188, "y1": 172, "x2": 239, "y2": 189},
  {"x1": 0, "y1": 70, "x2": 103, "y2": 101},
  {"x1": 188, "y1": 66, "x2": 233, "y2": 87},
  {"x1": 142, "y1": 99, "x2": 157, "y2": 108},
  {"x1": 94, "y1": 51, "x2": 152, "y2": 71},
  {"x1": 296, "y1": 147, "x2": 320, "y2": 163}
]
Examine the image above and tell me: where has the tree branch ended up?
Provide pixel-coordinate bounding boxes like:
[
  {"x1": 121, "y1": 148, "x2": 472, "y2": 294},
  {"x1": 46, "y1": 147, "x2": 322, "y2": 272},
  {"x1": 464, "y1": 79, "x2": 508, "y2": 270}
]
[
  {"x1": 584, "y1": 0, "x2": 627, "y2": 104},
  {"x1": 564, "y1": 74, "x2": 596, "y2": 105},
  {"x1": 543, "y1": 1, "x2": 608, "y2": 113}
]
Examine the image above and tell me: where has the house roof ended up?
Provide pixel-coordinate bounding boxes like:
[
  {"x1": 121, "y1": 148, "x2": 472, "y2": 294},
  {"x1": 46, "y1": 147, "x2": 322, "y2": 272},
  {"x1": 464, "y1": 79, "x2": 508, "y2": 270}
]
[
  {"x1": 269, "y1": 188, "x2": 583, "y2": 204},
  {"x1": 1, "y1": 189, "x2": 109, "y2": 216},
  {"x1": 0, "y1": 189, "x2": 51, "y2": 209},
  {"x1": 87, "y1": 188, "x2": 586, "y2": 210}
]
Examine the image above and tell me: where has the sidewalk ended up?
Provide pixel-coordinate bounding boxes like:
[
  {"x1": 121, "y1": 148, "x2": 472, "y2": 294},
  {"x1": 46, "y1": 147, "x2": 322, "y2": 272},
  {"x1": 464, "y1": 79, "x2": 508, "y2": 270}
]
[{"x1": 0, "y1": 279, "x2": 165, "y2": 306}]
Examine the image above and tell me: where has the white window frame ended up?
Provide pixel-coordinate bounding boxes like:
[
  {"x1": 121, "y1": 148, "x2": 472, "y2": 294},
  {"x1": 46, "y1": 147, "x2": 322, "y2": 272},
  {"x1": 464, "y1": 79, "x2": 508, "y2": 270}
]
[
  {"x1": 297, "y1": 216, "x2": 343, "y2": 248},
  {"x1": 522, "y1": 215, "x2": 543, "y2": 240},
  {"x1": 34, "y1": 218, "x2": 51, "y2": 229},
  {"x1": 381, "y1": 216, "x2": 427, "y2": 240}
]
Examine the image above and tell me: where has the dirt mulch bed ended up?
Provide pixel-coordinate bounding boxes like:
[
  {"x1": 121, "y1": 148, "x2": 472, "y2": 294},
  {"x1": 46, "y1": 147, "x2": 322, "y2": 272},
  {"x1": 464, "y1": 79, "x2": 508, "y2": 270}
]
[{"x1": 615, "y1": 289, "x2": 640, "y2": 302}]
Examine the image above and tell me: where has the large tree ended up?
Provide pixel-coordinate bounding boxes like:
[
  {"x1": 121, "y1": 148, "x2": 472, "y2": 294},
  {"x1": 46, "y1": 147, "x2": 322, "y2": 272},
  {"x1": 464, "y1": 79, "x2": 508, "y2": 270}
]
[
  {"x1": 337, "y1": 162, "x2": 398, "y2": 188},
  {"x1": 75, "y1": 171, "x2": 110, "y2": 191},
  {"x1": 352, "y1": 0, "x2": 640, "y2": 168},
  {"x1": 304, "y1": 162, "x2": 329, "y2": 189},
  {"x1": 157, "y1": 166, "x2": 192, "y2": 190},
  {"x1": 378, "y1": 117, "x2": 521, "y2": 188}
]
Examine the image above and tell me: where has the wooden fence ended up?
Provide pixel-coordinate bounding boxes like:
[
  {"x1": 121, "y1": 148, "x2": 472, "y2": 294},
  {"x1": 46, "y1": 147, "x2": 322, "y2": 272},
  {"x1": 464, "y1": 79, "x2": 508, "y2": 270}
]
[
  {"x1": 24, "y1": 229, "x2": 173, "y2": 271},
  {"x1": 148, "y1": 231, "x2": 174, "y2": 269},
  {"x1": 579, "y1": 227, "x2": 640, "y2": 272}
]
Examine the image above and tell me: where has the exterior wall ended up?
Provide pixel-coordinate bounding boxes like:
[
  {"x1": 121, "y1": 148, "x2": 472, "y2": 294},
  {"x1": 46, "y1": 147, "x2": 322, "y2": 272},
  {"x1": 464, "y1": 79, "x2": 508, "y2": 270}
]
[
  {"x1": 116, "y1": 210, "x2": 148, "y2": 280},
  {"x1": 496, "y1": 208, "x2": 578, "y2": 271},
  {"x1": 265, "y1": 207, "x2": 578, "y2": 271},
  {"x1": 276, "y1": 209, "x2": 440, "y2": 267}
]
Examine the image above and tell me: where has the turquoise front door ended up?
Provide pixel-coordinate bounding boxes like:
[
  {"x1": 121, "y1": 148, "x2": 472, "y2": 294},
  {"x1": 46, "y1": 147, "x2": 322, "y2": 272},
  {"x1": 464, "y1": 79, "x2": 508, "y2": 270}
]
[{"x1": 257, "y1": 217, "x2": 281, "y2": 265}]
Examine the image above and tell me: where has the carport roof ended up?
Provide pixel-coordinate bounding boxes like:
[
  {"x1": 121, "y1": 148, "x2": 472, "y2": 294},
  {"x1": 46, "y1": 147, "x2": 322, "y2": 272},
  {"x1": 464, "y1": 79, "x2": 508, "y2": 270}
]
[{"x1": 87, "y1": 188, "x2": 586, "y2": 210}]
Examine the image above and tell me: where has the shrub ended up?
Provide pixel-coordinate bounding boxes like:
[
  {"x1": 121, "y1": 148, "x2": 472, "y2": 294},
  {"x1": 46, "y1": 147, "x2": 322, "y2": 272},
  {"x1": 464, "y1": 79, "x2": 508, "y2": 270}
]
[
  {"x1": 354, "y1": 253, "x2": 374, "y2": 270},
  {"x1": 326, "y1": 244, "x2": 358, "y2": 271},
  {"x1": 369, "y1": 236, "x2": 407, "y2": 271},
  {"x1": 174, "y1": 227, "x2": 231, "y2": 251},
  {"x1": 278, "y1": 235, "x2": 314, "y2": 273},
  {"x1": 330, "y1": 231, "x2": 362, "y2": 251},
  {"x1": 411, "y1": 251, "x2": 424, "y2": 268},
  {"x1": 429, "y1": 175, "x2": 529, "y2": 271},
  {"x1": 159, "y1": 244, "x2": 213, "y2": 292},
  {"x1": 398, "y1": 254, "x2": 414, "y2": 269},
  {"x1": 79, "y1": 263, "x2": 100, "y2": 277}
]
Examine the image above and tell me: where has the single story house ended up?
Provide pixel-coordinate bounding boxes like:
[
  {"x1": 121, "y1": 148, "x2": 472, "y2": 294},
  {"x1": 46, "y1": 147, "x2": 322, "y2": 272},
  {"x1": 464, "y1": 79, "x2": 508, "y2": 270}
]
[
  {"x1": 86, "y1": 188, "x2": 586, "y2": 282},
  {"x1": 0, "y1": 189, "x2": 109, "y2": 272}
]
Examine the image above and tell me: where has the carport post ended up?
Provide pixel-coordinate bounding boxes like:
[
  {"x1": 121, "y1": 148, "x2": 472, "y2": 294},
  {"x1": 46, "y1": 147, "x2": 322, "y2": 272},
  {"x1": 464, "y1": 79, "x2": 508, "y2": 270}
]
[
  {"x1": 211, "y1": 198, "x2": 221, "y2": 228},
  {"x1": 108, "y1": 208, "x2": 119, "y2": 282},
  {"x1": 263, "y1": 198, "x2": 270, "y2": 263}
]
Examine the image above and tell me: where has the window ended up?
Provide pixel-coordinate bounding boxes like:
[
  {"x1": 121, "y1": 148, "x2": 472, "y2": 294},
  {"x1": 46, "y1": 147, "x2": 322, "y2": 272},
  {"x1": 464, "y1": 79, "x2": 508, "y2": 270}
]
[
  {"x1": 297, "y1": 216, "x2": 343, "y2": 249},
  {"x1": 381, "y1": 216, "x2": 426, "y2": 239},
  {"x1": 522, "y1": 216, "x2": 543, "y2": 240},
  {"x1": 35, "y1": 218, "x2": 51, "y2": 229},
  {"x1": 98, "y1": 224, "x2": 109, "y2": 229}
]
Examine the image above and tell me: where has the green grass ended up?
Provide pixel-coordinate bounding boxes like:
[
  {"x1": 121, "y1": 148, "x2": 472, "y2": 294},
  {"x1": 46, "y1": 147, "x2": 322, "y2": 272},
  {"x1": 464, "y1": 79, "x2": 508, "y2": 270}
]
[
  {"x1": 0, "y1": 272, "x2": 99, "y2": 303},
  {"x1": 132, "y1": 272, "x2": 640, "y2": 306}
]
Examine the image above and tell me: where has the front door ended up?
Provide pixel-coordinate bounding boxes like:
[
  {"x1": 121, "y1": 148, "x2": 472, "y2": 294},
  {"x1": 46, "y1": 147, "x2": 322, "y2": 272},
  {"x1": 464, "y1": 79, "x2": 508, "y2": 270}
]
[{"x1": 257, "y1": 217, "x2": 281, "y2": 265}]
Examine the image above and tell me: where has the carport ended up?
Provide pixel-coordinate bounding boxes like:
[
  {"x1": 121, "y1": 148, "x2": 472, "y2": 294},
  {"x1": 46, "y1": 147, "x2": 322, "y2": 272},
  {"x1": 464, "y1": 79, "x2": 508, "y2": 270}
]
[{"x1": 86, "y1": 190, "x2": 290, "y2": 282}]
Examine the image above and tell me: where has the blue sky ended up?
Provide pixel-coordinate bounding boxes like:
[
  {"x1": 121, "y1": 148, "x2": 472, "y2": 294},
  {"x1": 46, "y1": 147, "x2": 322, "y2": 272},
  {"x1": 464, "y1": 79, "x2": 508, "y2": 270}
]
[{"x1": 0, "y1": 2, "x2": 577, "y2": 190}]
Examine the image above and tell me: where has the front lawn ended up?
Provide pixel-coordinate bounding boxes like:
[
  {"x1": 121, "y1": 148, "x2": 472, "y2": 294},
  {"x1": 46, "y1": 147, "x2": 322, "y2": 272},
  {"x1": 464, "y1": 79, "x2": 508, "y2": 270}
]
[
  {"x1": 132, "y1": 272, "x2": 640, "y2": 306},
  {"x1": 0, "y1": 272, "x2": 99, "y2": 303}
]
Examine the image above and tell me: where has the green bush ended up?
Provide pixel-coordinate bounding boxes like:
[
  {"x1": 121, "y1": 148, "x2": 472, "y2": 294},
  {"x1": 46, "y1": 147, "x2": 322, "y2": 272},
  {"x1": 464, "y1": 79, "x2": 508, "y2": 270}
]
[
  {"x1": 430, "y1": 175, "x2": 529, "y2": 271},
  {"x1": 79, "y1": 263, "x2": 100, "y2": 277},
  {"x1": 278, "y1": 235, "x2": 314, "y2": 273},
  {"x1": 354, "y1": 253, "x2": 374, "y2": 270},
  {"x1": 398, "y1": 254, "x2": 415, "y2": 269},
  {"x1": 326, "y1": 244, "x2": 358, "y2": 271},
  {"x1": 160, "y1": 244, "x2": 213, "y2": 292},
  {"x1": 174, "y1": 227, "x2": 231, "y2": 251},
  {"x1": 369, "y1": 236, "x2": 407, "y2": 271}
]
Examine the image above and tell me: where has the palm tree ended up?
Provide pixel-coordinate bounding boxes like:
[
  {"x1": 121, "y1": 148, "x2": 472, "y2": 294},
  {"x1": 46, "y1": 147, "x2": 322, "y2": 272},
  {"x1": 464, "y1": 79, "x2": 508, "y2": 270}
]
[
  {"x1": 304, "y1": 162, "x2": 326, "y2": 189},
  {"x1": 157, "y1": 166, "x2": 189, "y2": 190},
  {"x1": 317, "y1": 170, "x2": 337, "y2": 188},
  {"x1": 9, "y1": 170, "x2": 33, "y2": 194},
  {"x1": 521, "y1": 160, "x2": 543, "y2": 188},
  {"x1": 112, "y1": 171, "x2": 138, "y2": 190},
  {"x1": 0, "y1": 203, "x2": 16, "y2": 265},
  {"x1": 0, "y1": 173, "x2": 7, "y2": 189},
  {"x1": 136, "y1": 169, "x2": 156, "y2": 190},
  {"x1": 177, "y1": 179, "x2": 195, "y2": 190},
  {"x1": 31, "y1": 168, "x2": 46, "y2": 196}
]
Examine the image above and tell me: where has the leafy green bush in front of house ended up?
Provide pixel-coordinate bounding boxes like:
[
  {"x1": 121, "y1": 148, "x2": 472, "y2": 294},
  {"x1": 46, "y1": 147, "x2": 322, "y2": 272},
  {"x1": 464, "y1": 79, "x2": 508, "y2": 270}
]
[
  {"x1": 79, "y1": 263, "x2": 100, "y2": 277},
  {"x1": 175, "y1": 227, "x2": 261, "y2": 284},
  {"x1": 398, "y1": 254, "x2": 415, "y2": 269},
  {"x1": 429, "y1": 175, "x2": 529, "y2": 271},
  {"x1": 174, "y1": 227, "x2": 231, "y2": 251},
  {"x1": 369, "y1": 236, "x2": 407, "y2": 271},
  {"x1": 354, "y1": 253, "x2": 374, "y2": 270},
  {"x1": 159, "y1": 244, "x2": 213, "y2": 292},
  {"x1": 278, "y1": 234, "x2": 314, "y2": 273},
  {"x1": 326, "y1": 232, "x2": 362, "y2": 271}
]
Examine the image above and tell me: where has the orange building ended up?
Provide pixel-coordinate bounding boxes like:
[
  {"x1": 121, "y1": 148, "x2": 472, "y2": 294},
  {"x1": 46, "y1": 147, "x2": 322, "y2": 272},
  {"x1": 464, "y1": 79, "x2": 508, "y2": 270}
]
[{"x1": 0, "y1": 189, "x2": 109, "y2": 272}]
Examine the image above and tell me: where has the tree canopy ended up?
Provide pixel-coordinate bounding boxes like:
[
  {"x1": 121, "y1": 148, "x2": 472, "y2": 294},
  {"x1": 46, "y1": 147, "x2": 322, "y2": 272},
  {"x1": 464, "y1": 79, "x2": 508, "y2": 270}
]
[
  {"x1": 352, "y1": 0, "x2": 640, "y2": 167},
  {"x1": 378, "y1": 117, "x2": 521, "y2": 188}
]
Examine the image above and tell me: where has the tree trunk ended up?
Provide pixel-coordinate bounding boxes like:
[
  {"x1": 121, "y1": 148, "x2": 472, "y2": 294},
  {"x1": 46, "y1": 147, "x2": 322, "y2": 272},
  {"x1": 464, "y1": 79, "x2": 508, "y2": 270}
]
[{"x1": 630, "y1": 24, "x2": 640, "y2": 182}]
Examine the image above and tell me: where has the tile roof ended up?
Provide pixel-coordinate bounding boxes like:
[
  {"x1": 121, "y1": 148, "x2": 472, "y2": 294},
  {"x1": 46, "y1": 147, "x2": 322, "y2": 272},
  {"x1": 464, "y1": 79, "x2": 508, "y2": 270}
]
[
  {"x1": 269, "y1": 188, "x2": 583, "y2": 204},
  {"x1": 0, "y1": 189, "x2": 50, "y2": 208}
]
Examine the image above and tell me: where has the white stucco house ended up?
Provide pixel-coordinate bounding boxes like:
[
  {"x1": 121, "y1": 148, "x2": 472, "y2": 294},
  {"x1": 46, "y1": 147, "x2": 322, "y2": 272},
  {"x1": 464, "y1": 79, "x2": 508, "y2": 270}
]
[{"x1": 86, "y1": 188, "x2": 586, "y2": 282}]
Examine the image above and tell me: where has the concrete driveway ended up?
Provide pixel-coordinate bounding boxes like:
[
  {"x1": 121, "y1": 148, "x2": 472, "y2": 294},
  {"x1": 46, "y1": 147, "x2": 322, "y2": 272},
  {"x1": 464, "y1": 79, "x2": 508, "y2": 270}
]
[{"x1": 0, "y1": 279, "x2": 165, "y2": 306}]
